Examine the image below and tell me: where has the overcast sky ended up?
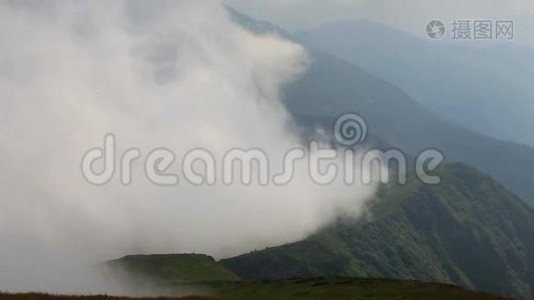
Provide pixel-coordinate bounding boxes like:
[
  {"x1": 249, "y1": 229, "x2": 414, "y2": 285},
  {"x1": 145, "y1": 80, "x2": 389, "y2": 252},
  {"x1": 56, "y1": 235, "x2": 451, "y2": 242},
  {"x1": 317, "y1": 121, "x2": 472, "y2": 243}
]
[{"x1": 225, "y1": 0, "x2": 534, "y2": 37}]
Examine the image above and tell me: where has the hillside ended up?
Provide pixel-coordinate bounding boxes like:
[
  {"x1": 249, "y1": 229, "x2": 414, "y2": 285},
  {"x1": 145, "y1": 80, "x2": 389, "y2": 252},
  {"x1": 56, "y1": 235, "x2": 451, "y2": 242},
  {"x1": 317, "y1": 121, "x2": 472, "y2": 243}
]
[
  {"x1": 294, "y1": 20, "x2": 534, "y2": 147},
  {"x1": 106, "y1": 253, "x2": 510, "y2": 299},
  {"x1": 0, "y1": 296, "x2": 213, "y2": 300},
  {"x1": 230, "y1": 9, "x2": 534, "y2": 207},
  {"x1": 283, "y1": 50, "x2": 534, "y2": 207},
  {"x1": 222, "y1": 163, "x2": 534, "y2": 299},
  {"x1": 108, "y1": 254, "x2": 240, "y2": 284},
  {"x1": 198, "y1": 278, "x2": 508, "y2": 300},
  {"x1": 0, "y1": 279, "x2": 509, "y2": 300}
]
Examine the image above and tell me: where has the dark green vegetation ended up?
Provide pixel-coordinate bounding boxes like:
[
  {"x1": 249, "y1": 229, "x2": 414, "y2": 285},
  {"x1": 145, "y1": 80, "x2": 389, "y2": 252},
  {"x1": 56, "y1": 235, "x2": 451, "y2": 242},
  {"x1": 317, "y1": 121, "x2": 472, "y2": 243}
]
[
  {"x1": 107, "y1": 257, "x2": 508, "y2": 299},
  {"x1": 222, "y1": 164, "x2": 534, "y2": 299},
  {"x1": 0, "y1": 295, "x2": 213, "y2": 300},
  {"x1": 199, "y1": 277, "x2": 508, "y2": 300},
  {"x1": 107, "y1": 165, "x2": 534, "y2": 299},
  {"x1": 109, "y1": 254, "x2": 240, "y2": 284},
  {"x1": 0, "y1": 278, "x2": 509, "y2": 300}
]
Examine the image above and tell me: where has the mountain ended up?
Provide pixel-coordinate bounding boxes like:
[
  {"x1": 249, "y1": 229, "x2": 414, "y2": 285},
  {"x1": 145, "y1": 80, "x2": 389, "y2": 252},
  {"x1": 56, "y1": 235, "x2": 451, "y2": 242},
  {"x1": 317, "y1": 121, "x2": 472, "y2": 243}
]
[
  {"x1": 108, "y1": 254, "x2": 240, "y2": 284},
  {"x1": 294, "y1": 20, "x2": 534, "y2": 147},
  {"x1": 228, "y1": 9, "x2": 534, "y2": 207},
  {"x1": 0, "y1": 295, "x2": 215, "y2": 300},
  {"x1": 104, "y1": 166, "x2": 531, "y2": 299},
  {"x1": 97, "y1": 12, "x2": 534, "y2": 300},
  {"x1": 227, "y1": 7, "x2": 290, "y2": 39},
  {"x1": 221, "y1": 163, "x2": 534, "y2": 299},
  {"x1": 282, "y1": 49, "x2": 534, "y2": 207},
  {"x1": 107, "y1": 256, "x2": 508, "y2": 300}
]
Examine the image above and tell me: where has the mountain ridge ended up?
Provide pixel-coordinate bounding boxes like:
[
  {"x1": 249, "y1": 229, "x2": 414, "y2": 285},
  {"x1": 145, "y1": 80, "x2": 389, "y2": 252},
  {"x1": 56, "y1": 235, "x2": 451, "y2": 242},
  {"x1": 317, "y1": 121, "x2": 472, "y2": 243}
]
[
  {"x1": 294, "y1": 19, "x2": 534, "y2": 146},
  {"x1": 229, "y1": 9, "x2": 534, "y2": 206},
  {"x1": 221, "y1": 163, "x2": 534, "y2": 299}
]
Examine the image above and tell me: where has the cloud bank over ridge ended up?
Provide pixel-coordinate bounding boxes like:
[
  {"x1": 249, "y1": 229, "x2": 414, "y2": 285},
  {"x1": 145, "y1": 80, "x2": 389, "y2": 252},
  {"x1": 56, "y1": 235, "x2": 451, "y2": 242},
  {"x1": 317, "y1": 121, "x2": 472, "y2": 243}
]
[{"x1": 0, "y1": 0, "x2": 376, "y2": 294}]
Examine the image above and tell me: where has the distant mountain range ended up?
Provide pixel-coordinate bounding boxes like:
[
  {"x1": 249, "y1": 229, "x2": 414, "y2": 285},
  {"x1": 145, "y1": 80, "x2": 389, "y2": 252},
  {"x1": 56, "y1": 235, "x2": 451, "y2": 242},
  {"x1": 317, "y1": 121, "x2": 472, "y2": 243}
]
[
  {"x1": 294, "y1": 19, "x2": 534, "y2": 147},
  {"x1": 282, "y1": 47, "x2": 534, "y2": 207},
  {"x1": 227, "y1": 11, "x2": 534, "y2": 207}
]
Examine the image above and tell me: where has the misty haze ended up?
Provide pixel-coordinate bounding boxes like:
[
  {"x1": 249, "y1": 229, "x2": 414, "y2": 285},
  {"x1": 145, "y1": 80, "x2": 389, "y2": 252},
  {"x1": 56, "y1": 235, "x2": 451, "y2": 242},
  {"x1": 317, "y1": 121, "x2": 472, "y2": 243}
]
[{"x1": 0, "y1": 1, "x2": 533, "y2": 300}]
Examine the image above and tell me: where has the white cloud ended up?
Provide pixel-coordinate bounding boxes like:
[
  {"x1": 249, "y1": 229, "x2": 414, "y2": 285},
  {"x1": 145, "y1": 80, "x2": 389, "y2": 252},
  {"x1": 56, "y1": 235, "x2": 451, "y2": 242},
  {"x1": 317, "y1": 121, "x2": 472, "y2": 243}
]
[{"x1": 0, "y1": 0, "x2": 376, "y2": 294}]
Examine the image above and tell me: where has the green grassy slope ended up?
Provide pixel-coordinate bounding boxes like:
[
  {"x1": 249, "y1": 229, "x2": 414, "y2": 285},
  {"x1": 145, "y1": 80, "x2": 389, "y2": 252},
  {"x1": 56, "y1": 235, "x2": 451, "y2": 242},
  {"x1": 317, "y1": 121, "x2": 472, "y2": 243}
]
[
  {"x1": 109, "y1": 254, "x2": 240, "y2": 284},
  {"x1": 0, "y1": 278, "x2": 510, "y2": 300},
  {"x1": 203, "y1": 277, "x2": 508, "y2": 300},
  {"x1": 0, "y1": 296, "x2": 214, "y2": 300},
  {"x1": 222, "y1": 163, "x2": 534, "y2": 299}
]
